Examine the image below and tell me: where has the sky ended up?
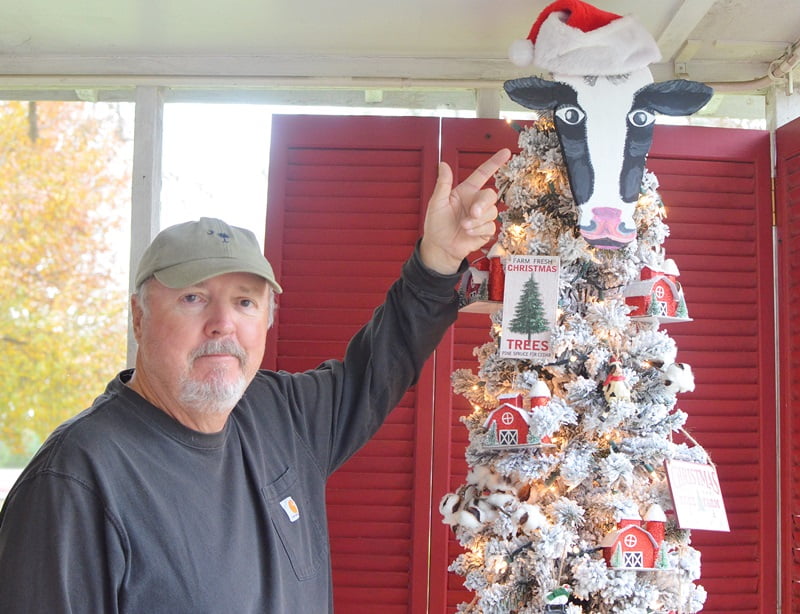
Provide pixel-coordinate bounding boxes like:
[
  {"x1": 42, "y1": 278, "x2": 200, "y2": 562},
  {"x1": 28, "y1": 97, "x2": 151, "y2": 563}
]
[
  {"x1": 157, "y1": 103, "x2": 472, "y2": 248},
  {"x1": 161, "y1": 103, "x2": 273, "y2": 248}
]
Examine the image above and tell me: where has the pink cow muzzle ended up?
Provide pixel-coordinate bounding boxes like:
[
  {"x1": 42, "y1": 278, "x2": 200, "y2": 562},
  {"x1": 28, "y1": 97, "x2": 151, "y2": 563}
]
[{"x1": 579, "y1": 207, "x2": 636, "y2": 250}]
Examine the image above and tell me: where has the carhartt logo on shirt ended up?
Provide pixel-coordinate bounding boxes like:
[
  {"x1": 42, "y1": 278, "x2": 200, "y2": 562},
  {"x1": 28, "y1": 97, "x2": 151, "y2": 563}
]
[{"x1": 280, "y1": 496, "x2": 300, "y2": 522}]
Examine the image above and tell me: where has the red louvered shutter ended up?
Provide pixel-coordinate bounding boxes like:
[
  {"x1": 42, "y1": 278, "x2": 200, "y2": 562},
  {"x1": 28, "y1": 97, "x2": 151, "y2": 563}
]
[
  {"x1": 647, "y1": 126, "x2": 775, "y2": 613},
  {"x1": 264, "y1": 116, "x2": 775, "y2": 613},
  {"x1": 776, "y1": 116, "x2": 800, "y2": 613},
  {"x1": 263, "y1": 114, "x2": 440, "y2": 613}
]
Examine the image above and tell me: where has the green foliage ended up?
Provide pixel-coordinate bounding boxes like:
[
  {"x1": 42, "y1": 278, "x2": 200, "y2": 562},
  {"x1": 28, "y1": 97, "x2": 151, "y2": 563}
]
[{"x1": 0, "y1": 101, "x2": 130, "y2": 467}]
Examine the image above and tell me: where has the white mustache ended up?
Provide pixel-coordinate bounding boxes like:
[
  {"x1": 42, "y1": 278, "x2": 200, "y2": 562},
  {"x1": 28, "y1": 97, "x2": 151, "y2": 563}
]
[{"x1": 190, "y1": 339, "x2": 247, "y2": 367}]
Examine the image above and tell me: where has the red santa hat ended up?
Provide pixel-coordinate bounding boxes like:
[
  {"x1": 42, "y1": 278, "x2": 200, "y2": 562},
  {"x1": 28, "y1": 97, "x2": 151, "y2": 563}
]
[{"x1": 508, "y1": 0, "x2": 662, "y2": 76}]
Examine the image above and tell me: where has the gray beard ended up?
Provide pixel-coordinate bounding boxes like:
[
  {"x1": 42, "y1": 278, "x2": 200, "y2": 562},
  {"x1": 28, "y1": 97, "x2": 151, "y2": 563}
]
[
  {"x1": 179, "y1": 339, "x2": 248, "y2": 414},
  {"x1": 179, "y1": 371, "x2": 246, "y2": 414}
]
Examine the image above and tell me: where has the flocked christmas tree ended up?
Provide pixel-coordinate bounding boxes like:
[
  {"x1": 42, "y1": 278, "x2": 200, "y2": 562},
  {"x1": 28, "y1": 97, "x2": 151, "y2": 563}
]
[
  {"x1": 439, "y1": 1, "x2": 725, "y2": 611},
  {"x1": 440, "y1": 115, "x2": 716, "y2": 613}
]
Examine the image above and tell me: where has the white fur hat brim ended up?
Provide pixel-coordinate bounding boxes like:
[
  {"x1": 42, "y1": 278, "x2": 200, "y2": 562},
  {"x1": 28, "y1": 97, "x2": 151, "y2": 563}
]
[{"x1": 533, "y1": 12, "x2": 662, "y2": 76}]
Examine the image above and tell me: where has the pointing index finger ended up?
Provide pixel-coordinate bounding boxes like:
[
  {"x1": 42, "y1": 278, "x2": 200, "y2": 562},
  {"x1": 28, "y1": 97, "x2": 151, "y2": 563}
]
[{"x1": 461, "y1": 148, "x2": 512, "y2": 190}]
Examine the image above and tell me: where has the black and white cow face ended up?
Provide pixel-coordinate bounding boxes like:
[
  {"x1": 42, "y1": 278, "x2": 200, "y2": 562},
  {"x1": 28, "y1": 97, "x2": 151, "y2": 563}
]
[{"x1": 504, "y1": 69, "x2": 713, "y2": 250}]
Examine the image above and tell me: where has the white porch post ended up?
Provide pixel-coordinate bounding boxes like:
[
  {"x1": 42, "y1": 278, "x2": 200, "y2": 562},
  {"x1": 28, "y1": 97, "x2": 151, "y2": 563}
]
[{"x1": 127, "y1": 86, "x2": 164, "y2": 367}]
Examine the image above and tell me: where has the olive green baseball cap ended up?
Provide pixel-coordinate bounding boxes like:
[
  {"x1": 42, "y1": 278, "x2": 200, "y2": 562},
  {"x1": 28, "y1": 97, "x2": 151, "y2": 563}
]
[{"x1": 134, "y1": 217, "x2": 282, "y2": 293}]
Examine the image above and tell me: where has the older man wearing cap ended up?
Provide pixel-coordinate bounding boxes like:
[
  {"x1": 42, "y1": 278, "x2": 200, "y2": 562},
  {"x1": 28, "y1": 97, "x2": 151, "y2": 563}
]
[{"x1": 0, "y1": 148, "x2": 511, "y2": 613}]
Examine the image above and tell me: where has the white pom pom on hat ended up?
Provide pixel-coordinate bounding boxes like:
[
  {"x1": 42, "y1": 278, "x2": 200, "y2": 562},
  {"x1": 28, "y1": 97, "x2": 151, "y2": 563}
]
[
  {"x1": 508, "y1": 0, "x2": 662, "y2": 76},
  {"x1": 509, "y1": 37, "x2": 536, "y2": 67}
]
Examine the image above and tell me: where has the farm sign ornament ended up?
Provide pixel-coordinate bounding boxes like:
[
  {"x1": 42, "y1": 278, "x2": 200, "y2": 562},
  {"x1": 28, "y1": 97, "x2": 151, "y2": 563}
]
[{"x1": 504, "y1": 0, "x2": 713, "y2": 250}]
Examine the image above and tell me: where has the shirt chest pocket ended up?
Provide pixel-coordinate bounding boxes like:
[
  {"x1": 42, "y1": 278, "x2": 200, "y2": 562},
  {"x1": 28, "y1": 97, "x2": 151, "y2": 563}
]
[{"x1": 260, "y1": 466, "x2": 326, "y2": 581}]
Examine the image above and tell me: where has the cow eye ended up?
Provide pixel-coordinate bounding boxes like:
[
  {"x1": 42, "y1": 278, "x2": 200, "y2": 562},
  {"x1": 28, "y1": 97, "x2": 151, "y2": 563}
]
[
  {"x1": 628, "y1": 109, "x2": 656, "y2": 127},
  {"x1": 555, "y1": 105, "x2": 585, "y2": 125}
]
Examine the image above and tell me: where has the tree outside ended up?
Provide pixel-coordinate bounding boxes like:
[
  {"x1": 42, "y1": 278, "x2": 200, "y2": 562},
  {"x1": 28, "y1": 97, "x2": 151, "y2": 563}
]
[{"x1": 0, "y1": 101, "x2": 132, "y2": 469}]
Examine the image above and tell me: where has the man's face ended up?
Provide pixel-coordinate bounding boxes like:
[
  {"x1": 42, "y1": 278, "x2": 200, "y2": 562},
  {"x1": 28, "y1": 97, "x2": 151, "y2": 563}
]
[{"x1": 131, "y1": 272, "x2": 272, "y2": 426}]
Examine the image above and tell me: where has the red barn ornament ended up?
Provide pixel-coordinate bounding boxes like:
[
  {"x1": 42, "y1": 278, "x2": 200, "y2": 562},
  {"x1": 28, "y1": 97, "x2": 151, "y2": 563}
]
[
  {"x1": 600, "y1": 507, "x2": 668, "y2": 570},
  {"x1": 483, "y1": 391, "x2": 556, "y2": 449},
  {"x1": 483, "y1": 393, "x2": 530, "y2": 448},
  {"x1": 624, "y1": 259, "x2": 691, "y2": 323}
]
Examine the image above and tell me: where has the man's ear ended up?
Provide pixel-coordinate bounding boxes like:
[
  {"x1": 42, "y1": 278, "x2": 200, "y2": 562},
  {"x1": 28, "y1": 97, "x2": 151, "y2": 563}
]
[{"x1": 130, "y1": 294, "x2": 144, "y2": 342}]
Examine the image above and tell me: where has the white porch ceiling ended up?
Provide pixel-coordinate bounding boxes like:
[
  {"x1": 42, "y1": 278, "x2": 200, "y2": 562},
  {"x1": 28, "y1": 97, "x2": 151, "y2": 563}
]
[{"x1": 0, "y1": 0, "x2": 797, "y2": 119}]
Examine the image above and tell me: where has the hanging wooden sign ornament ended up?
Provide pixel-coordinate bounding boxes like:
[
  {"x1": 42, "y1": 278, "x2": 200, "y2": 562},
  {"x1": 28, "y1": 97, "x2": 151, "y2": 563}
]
[
  {"x1": 499, "y1": 255, "x2": 560, "y2": 362},
  {"x1": 665, "y1": 459, "x2": 730, "y2": 532}
]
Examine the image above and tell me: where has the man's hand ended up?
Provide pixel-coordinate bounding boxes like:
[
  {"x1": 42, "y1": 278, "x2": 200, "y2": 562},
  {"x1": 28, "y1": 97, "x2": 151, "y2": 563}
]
[{"x1": 419, "y1": 149, "x2": 512, "y2": 275}]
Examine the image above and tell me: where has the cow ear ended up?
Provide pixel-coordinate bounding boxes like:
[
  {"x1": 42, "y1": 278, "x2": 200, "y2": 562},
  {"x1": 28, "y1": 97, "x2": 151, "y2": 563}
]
[
  {"x1": 633, "y1": 79, "x2": 714, "y2": 116},
  {"x1": 503, "y1": 76, "x2": 576, "y2": 111}
]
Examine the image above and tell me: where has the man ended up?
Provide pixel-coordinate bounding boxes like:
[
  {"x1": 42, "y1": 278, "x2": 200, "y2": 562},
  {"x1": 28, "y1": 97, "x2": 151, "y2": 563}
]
[{"x1": 0, "y1": 148, "x2": 511, "y2": 612}]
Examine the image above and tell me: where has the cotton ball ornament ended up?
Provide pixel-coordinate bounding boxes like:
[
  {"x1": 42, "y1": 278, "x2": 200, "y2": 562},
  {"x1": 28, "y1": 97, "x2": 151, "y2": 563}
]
[
  {"x1": 455, "y1": 508, "x2": 485, "y2": 532},
  {"x1": 440, "y1": 486, "x2": 481, "y2": 529},
  {"x1": 485, "y1": 492, "x2": 517, "y2": 512},
  {"x1": 439, "y1": 492, "x2": 462, "y2": 527},
  {"x1": 662, "y1": 362, "x2": 695, "y2": 394},
  {"x1": 440, "y1": 484, "x2": 500, "y2": 532},
  {"x1": 513, "y1": 502, "x2": 549, "y2": 535},
  {"x1": 473, "y1": 498, "x2": 500, "y2": 524},
  {"x1": 467, "y1": 464, "x2": 511, "y2": 493}
]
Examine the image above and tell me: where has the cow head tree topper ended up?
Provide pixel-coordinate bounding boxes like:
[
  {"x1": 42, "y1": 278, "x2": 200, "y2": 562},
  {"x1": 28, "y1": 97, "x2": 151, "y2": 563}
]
[{"x1": 504, "y1": 0, "x2": 713, "y2": 250}]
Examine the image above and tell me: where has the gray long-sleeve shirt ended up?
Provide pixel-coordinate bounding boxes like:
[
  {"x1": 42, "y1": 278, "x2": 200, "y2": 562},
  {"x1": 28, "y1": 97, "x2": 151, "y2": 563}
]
[{"x1": 0, "y1": 247, "x2": 462, "y2": 613}]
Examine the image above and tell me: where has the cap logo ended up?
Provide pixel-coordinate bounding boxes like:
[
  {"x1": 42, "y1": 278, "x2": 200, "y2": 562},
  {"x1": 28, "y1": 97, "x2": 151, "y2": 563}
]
[{"x1": 207, "y1": 229, "x2": 231, "y2": 243}]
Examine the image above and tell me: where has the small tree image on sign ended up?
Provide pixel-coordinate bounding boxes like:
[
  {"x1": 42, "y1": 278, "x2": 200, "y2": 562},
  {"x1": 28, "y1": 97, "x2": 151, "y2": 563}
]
[{"x1": 508, "y1": 274, "x2": 550, "y2": 339}]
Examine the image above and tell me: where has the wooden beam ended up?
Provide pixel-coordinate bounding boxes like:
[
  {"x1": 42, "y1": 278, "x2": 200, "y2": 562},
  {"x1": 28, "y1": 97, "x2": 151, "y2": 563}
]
[{"x1": 656, "y1": 0, "x2": 717, "y2": 64}]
